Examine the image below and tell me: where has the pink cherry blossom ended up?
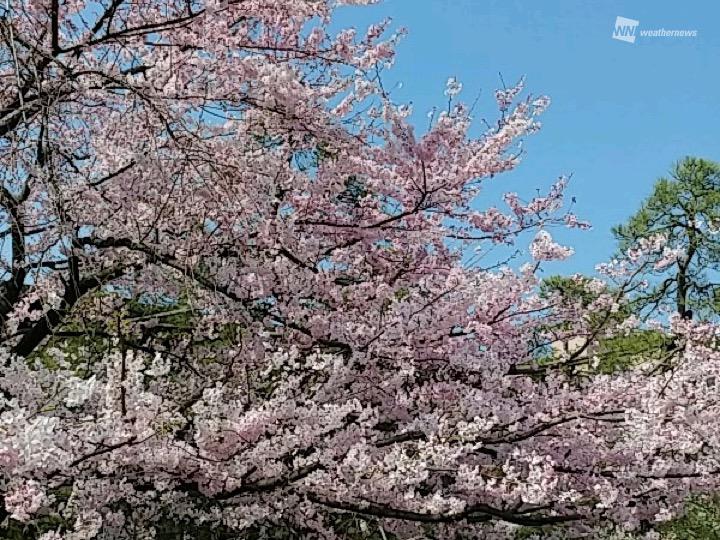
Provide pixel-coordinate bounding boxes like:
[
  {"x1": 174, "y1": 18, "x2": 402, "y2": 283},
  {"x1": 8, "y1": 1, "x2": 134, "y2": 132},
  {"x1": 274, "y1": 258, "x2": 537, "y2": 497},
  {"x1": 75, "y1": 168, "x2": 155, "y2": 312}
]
[
  {"x1": 530, "y1": 230, "x2": 574, "y2": 261},
  {"x1": 0, "y1": 0, "x2": 714, "y2": 538}
]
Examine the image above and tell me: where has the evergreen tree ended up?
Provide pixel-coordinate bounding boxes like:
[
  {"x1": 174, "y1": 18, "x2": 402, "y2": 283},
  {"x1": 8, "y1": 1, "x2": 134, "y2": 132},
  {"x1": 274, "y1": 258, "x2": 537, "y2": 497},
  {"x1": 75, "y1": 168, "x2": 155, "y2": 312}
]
[{"x1": 613, "y1": 157, "x2": 720, "y2": 320}]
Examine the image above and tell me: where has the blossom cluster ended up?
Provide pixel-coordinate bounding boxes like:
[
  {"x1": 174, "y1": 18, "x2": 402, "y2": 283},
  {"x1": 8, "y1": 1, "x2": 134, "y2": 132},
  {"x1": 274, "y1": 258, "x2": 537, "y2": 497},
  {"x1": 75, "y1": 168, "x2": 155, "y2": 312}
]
[{"x1": 0, "y1": 0, "x2": 715, "y2": 538}]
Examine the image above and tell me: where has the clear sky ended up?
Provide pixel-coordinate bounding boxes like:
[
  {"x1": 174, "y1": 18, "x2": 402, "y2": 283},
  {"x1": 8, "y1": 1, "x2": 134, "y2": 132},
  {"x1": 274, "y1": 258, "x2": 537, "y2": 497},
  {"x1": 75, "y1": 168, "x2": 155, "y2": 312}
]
[{"x1": 334, "y1": 0, "x2": 720, "y2": 276}]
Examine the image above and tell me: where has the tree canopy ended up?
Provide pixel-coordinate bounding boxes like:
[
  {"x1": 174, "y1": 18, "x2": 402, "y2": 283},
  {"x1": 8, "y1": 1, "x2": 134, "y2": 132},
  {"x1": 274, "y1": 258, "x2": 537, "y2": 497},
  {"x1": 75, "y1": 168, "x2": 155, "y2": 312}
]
[{"x1": 1, "y1": 2, "x2": 720, "y2": 539}]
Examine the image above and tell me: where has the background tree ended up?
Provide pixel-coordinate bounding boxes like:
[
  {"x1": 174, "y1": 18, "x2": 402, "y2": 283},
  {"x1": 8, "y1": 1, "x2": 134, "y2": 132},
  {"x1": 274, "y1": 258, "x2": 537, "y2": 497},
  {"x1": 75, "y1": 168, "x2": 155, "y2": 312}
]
[
  {"x1": 538, "y1": 275, "x2": 669, "y2": 374},
  {"x1": 613, "y1": 157, "x2": 720, "y2": 321}
]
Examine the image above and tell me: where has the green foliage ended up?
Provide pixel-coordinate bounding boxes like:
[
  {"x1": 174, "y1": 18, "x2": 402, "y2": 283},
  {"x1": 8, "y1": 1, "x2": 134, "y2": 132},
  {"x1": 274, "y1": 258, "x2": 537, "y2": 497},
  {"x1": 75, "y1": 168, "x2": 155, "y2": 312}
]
[
  {"x1": 660, "y1": 496, "x2": 720, "y2": 539},
  {"x1": 540, "y1": 275, "x2": 598, "y2": 308},
  {"x1": 540, "y1": 274, "x2": 630, "y2": 323},
  {"x1": 538, "y1": 275, "x2": 671, "y2": 373},
  {"x1": 593, "y1": 328, "x2": 669, "y2": 373},
  {"x1": 613, "y1": 156, "x2": 720, "y2": 320}
]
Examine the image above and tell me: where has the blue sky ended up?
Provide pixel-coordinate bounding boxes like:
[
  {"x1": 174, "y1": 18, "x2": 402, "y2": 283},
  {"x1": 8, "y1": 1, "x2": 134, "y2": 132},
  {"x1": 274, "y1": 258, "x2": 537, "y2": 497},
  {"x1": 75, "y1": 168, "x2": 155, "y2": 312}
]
[{"x1": 334, "y1": 0, "x2": 720, "y2": 276}]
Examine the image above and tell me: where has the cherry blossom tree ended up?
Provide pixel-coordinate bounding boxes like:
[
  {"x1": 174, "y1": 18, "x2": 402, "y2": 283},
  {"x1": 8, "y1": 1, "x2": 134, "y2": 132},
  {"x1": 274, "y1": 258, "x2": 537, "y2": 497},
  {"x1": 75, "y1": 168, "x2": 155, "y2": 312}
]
[{"x1": 0, "y1": 0, "x2": 718, "y2": 538}]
